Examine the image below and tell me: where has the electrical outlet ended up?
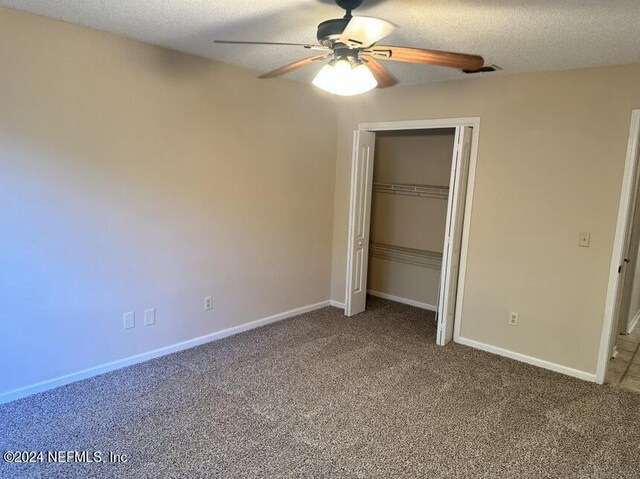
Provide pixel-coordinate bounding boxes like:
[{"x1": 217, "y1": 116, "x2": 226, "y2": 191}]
[
  {"x1": 509, "y1": 312, "x2": 518, "y2": 326},
  {"x1": 144, "y1": 308, "x2": 156, "y2": 326},
  {"x1": 204, "y1": 296, "x2": 213, "y2": 311},
  {"x1": 579, "y1": 232, "x2": 591, "y2": 247},
  {"x1": 123, "y1": 311, "x2": 135, "y2": 330}
]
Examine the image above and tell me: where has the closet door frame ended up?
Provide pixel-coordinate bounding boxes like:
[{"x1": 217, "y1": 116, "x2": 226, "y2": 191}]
[{"x1": 343, "y1": 117, "x2": 481, "y2": 344}]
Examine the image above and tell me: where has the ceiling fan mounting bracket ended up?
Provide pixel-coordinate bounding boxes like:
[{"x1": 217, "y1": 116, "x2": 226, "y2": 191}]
[{"x1": 363, "y1": 48, "x2": 392, "y2": 59}]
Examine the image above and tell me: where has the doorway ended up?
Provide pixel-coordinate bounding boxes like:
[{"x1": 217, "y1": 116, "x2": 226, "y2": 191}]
[
  {"x1": 599, "y1": 110, "x2": 640, "y2": 388},
  {"x1": 596, "y1": 110, "x2": 640, "y2": 392},
  {"x1": 343, "y1": 118, "x2": 480, "y2": 346}
]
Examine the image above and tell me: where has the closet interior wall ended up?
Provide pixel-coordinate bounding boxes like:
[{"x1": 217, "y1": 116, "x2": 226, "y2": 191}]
[{"x1": 367, "y1": 129, "x2": 455, "y2": 309}]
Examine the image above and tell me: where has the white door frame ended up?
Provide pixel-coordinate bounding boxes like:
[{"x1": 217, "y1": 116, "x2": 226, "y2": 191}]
[
  {"x1": 596, "y1": 109, "x2": 640, "y2": 384},
  {"x1": 344, "y1": 117, "x2": 481, "y2": 344}
]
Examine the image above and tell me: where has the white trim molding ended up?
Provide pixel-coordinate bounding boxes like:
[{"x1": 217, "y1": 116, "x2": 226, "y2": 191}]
[
  {"x1": 329, "y1": 300, "x2": 346, "y2": 309},
  {"x1": 597, "y1": 109, "x2": 640, "y2": 384},
  {"x1": 627, "y1": 309, "x2": 640, "y2": 335},
  {"x1": 367, "y1": 290, "x2": 437, "y2": 311},
  {"x1": 456, "y1": 336, "x2": 596, "y2": 382},
  {"x1": 359, "y1": 117, "x2": 480, "y2": 132},
  {"x1": 0, "y1": 300, "x2": 332, "y2": 405}
]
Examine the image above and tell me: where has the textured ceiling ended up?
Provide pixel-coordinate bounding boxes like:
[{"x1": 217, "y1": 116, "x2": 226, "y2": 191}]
[{"x1": 2, "y1": 0, "x2": 640, "y2": 85}]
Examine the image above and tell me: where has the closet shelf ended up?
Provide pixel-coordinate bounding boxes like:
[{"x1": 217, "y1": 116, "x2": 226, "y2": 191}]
[
  {"x1": 373, "y1": 182, "x2": 449, "y2": 200},
  {"x1": 369, "y1": 242, "x2": 442, "y2": 269}
]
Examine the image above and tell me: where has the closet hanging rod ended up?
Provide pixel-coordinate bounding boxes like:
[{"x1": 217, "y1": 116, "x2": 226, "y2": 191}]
[
  {"x1": 369, "y1": 242, "x2": 442, "y2": 269},
  {"x1": 372, "y1": 182, "x2": 449, "y2": 200}
]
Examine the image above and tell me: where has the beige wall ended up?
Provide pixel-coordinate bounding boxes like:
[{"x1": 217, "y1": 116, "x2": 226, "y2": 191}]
[
  {"x1": 0, "y1": 7, "x2": 337, "y2": 395},
  {"x1": 373, "y1": 131, "x2": 455, "y2": 186},
  {"x1": 368, "y1": 259, "x2": 442, "y2": 306},
  {"x1": 368, "y1": 130, "x2": 454, "y2": 305},
  {"x1": 331, "y1": 64, "x2": 640, "y2": 374}
]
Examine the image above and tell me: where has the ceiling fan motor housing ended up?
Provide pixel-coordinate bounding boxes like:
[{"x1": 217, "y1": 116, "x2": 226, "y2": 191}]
[
  {"x1": 334, "y1": 47, "x2": 360, "y2": 61},
  {"x1": 316, "y1": 18, "x2": 351, "y2": 47},
  {"x1": 318, "y1": 0, "x2": 366, "y2": 47}
]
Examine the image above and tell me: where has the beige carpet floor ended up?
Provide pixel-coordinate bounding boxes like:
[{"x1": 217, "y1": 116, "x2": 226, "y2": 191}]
[{"x1": 1, "y1": 297, "x2": 640, "y2": 478}]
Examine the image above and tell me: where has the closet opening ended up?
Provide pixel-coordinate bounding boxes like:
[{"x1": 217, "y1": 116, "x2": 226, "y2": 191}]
[
  {"x1": 344, "y1": 118, "x2": 479, "y2": 346},
  {"x1": 368, "y1": 128, "x2": 454, "y2": 314}
]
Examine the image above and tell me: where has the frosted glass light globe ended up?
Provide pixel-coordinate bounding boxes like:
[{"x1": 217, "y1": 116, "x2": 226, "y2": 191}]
[{"x1": 312, "y1": 59, "x2": 378, "y2": 96}]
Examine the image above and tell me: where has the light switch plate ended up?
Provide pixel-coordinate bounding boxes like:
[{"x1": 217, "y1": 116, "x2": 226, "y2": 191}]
[
  {"x1": 579, "y1": 232, "x2": 591, "y2": 247},
  {"x1": 204, "y1": 296, "x2": 213, "y2": 311},
  {"x1": 144, "y1": 308, "x2": 155, "y2": 326},
  {"x1": 123, "y1": 311, "x2": 135, "y2": 330}
]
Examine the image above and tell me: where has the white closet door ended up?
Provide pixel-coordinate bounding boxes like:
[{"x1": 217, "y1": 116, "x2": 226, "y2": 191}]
[
  {"x1": 345, "y1": 130, "x2": 376, "y2": 316},
  {"x1": 437, "y1": 126, "x2": 473, "y2": 345}
]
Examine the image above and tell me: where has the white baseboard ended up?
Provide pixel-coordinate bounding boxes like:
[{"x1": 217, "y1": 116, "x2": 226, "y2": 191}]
[
  {"x1": 455, "y1": 336, "x2": 596, "y2": 382},
  {"x1": 0, "y1": 300, "x2": 332, "y2": 405},
  {"x1": 367, "y1": 290, "x2": 437, "y2": 312},
  {"x1": 329, "y1": 300, "x2": 345, "y2": 309},
  {"x1": 627, "y1": 309, "x2": 640, "y2": 334}
]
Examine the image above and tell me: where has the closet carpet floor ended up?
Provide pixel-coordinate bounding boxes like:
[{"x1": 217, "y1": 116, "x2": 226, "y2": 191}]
[{"x1": 2, "y1": 297, "x2": 640, "y2": 478}]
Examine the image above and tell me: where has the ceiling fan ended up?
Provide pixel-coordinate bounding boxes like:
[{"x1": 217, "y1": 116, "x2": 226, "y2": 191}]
[{"x1": 214, "y1": 0, "x2": 485, "y2": 96}]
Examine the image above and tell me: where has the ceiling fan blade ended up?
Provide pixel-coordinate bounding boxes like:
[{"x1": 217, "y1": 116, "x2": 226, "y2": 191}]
[
  {"x1": 339, "y1": 16, "x2": 396, "y2": 48},
  {"x1": 214, "y1": 40, "x2": 330, "y2": 51},
  {"x1": 258, "y1": 55, "x2": 329, "y2": 79},
  {"x1": 361, "y1": 57, "x2": 398, "y2": 88},
  {"x1": 366, "y1": 45, "x2": 484, "y2": 70}
]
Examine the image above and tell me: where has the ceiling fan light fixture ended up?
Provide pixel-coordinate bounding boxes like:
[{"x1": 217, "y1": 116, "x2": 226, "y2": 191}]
[
  {"x1": 216, "y1": 0, "x2": 486, "y2": 92},
  {"x1": 312, "y1": 58, "x2": 377, "y2": 96}
]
